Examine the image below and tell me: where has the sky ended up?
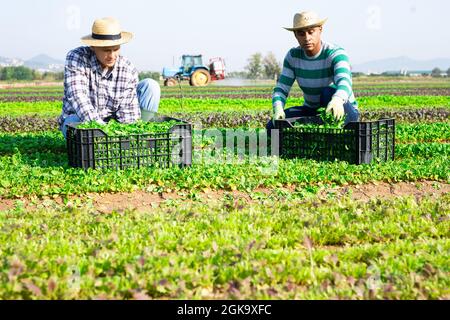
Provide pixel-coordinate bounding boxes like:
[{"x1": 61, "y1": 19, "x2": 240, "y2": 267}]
[{"x1": 0, "y1": 0, "x2": 449, "y2": 72}]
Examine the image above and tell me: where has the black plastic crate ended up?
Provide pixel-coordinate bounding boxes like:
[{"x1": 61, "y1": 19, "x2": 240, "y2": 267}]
[
  {"x1": 66, "y1": 116, "x2": 192, "y2": 169},
  {"x1": 274, "y1": 117, "x2": 395, "y2": 164}
]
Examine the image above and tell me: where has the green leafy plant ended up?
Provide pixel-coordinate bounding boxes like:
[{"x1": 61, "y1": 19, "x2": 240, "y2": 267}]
[
  {"x1": 291, "y1": 108, "x2": 346, "y2": 129},
  {"x1": 1, "y1": 95, "x2": 448, "y2": 117},
  {"x1": 0, "y1": 194, "x2": 448, "y2": 299},
  {"x1": 319, "y1": 107, "x2": 345, "y2": 128},
  {"x1": 0, "y1": 81, "x2": 449, "y2": 300},
  {"x1": 77, "y1": 119, "x2": 182, "y2": 136}
]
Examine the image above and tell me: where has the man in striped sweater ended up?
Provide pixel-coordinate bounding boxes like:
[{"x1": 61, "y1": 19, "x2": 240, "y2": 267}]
[{"x1": 268, "y1": 11, "x2": 360, "y2": 130}]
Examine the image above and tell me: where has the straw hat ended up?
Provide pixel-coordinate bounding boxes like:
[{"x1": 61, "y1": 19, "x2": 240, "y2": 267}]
[
  {"x1": 81, "y1": 17, "x2": 133, "y2": 47},
  {"x1": 284, "y1": 11, "x2": 327, "y2": 31}
]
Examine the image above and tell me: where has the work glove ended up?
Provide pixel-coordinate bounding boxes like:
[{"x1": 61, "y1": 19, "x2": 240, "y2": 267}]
[
  {"x1": 272, "y1": 105, "x2": 286, "y2": 126},
  {"x1": 326, "y1": 96, "x2": 345, "y2": 121}
]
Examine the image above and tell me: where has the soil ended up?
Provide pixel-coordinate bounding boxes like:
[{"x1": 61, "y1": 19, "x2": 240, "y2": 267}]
[
  {"x1": 0, "y1": 180, "x2": 448, "y2": 213},
  {"x1": 319, "y1": 180, "x2": 449, "y2": 202}
]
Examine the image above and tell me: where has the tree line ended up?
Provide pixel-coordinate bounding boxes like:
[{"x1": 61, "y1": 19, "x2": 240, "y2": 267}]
[
  {"x1": 431, "y1": 67, "x2": 450, "y2": 77},
  {"x1": 232, "y1": 54, "x2": 450, "y2": 79},
  {"x1": 238, "y1": 55, "x2": 449, "y2": 79},
  {"x1": 0, "y1": 66, "x2": 161, "y2": 82},
  {"x1": 234, "y1": 52, "x2": 282, "y2": 80},
  {"x1": 0, "y1": 66, "x2": 64, "y2": 81}
]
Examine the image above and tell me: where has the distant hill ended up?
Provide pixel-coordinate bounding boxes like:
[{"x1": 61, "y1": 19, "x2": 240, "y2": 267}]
[
  {"x1": 353, "y1": 56, "x2": 450, "y2": 74},
  {"x1": 24, "y1": 54, "x2": 64, "y2": 72}
]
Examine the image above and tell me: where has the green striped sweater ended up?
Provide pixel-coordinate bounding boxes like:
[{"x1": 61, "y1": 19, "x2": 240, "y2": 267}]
[{"x1": 273, "y1": 41, "x2": 357, "y2": 109}]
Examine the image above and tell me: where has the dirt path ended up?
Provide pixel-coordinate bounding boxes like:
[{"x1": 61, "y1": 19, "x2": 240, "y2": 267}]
[
  {"x1": 0, "y1": 180, "x2": 448, "y2": 213},
  {"x1": 321, "y1": 180, "x2": 449, "y2": 201}
]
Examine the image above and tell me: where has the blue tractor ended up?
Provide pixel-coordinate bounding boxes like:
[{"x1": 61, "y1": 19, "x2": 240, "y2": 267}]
[{"x1": 162, "y1": 55, "x2": 225, "y2": 87}]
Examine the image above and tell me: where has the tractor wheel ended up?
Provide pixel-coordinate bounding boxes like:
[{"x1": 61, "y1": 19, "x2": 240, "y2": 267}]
[
  {"x1": 164, "y1": 78, "x2": 177, "y2": 87},
  {"x1": 190, "y1": 69, "x2": 211, "y2": 87}
]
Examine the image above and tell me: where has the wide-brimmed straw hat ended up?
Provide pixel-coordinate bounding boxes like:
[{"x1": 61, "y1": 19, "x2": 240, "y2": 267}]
[
  {"x1": 284, "y1": 11, "x2": 327, "y2": 31},
  {"x1": 81, "y1": 17, "x2": 133, "y2": 47}
]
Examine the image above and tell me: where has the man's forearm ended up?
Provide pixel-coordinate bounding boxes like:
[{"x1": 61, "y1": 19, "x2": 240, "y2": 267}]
[
  {"x1": 68, "y1": 94, "x2": 101, "y2": 122},
  {"x1": 115, "y1": 87, "x2": 141, "y2": 123}
]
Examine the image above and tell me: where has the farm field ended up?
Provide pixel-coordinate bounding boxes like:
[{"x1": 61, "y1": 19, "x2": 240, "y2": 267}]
[{"x1": 0, "y1": 77, "x2": 449, "y2": 299}]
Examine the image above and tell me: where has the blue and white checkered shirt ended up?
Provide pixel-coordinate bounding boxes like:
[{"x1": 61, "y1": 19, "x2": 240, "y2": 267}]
[{"x1": 59, "y1": 46, "x2": 140, "y2": 125}]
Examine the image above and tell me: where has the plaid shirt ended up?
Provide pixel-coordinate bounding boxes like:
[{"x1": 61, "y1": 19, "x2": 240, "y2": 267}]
[{"x1": 59, "y1": 46, "x2": 140, "y2": 125}]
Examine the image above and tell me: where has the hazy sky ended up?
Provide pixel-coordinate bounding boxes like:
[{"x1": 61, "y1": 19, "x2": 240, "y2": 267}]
[{"x1": 1, "y1": 0, "x2": 449, "y2": 71}]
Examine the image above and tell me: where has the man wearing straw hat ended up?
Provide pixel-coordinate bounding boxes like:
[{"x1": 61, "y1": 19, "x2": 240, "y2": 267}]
[
  {"x1": 59, "y1": 17, "x2": 160, "y2": 138},
  {"x1": 267, "y1": 11, "x2": 360, "y2": 130}
]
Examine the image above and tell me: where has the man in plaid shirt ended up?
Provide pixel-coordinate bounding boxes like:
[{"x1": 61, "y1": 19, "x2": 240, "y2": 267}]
[{"x1": 59, "y1": 17, "x2": 160, "y2": 138}]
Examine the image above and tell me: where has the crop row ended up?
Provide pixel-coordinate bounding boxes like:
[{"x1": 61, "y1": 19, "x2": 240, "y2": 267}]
[
  {"x1": 0, "y1": 193, "x2": 448, "y2": 299},
  {"x1": 2, "y1": 79, "x2": 449, "y2": 92},
  {"x1": 161, "y1": 88, "x2": 450, "y2": 99},
  {"x1": 1, "y1": 122, "x2": 449, "y2": 155},
  {"x1": 0, "y1": 138, "x2": 448, "y2": 198},
  {"x1": 0, "y1": 82, "x2": 449, "y2": 97},
  {"x1": 1, "y1": 89, "x2": 449, "y2": 102},
  {"x1": 2, "y1": 134, "x2": 448, "y2": 160},
  {"x1": 0, "y1": 96, "x2": 448, "y2": 118},
  {"x1": 1, "y1": 109, "x2": 449, "y2": 133},
  {"x1": 150, "y1": 96, "x2": 450, "y2": 112}
]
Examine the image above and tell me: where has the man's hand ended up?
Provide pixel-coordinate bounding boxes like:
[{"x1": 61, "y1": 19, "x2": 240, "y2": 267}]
[
  {"x1": 326, "y1": 96, "x2": 345, "y2": 121},
  {"x1": 272, "y1": 105, "x2": 286, "y2": 125}
]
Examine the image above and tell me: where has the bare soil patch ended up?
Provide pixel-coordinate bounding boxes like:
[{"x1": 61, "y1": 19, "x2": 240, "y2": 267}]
[
  {"x1": 321, "y1": 180, "x2": 449, "y2": 202},
  {"x1": 1, "y1": 180, "x2": 448, "y2": 213}
]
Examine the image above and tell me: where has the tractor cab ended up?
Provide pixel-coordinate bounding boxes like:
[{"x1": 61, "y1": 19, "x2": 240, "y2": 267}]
[{"x1": 182, "y1": 55, "x2": 203, "y2": 74}]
